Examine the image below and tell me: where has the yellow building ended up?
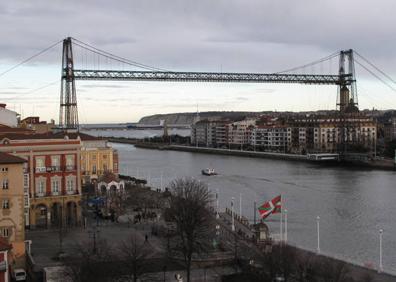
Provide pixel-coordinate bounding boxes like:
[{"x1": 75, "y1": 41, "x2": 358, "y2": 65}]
[
  {"x1": 77, "y1": 133, "x2": 119, "y2": 183},
  {"x1": 0, "y1": 152, "x2": 26, "y2": 268}
]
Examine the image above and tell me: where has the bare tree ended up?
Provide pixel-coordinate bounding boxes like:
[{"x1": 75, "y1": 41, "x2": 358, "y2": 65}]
[
  {"x1": 167, "y1": 178, "x2": 212, "y2": 282},
  {"x1": 318, "y1": 259, "x2": 351, "y2": 282},
  {"x1": 65, "y1": 239, "x2": 119, "y2": 282},
  {"x1": 117, "y1": 235, "x2": 153, "y2": 282}
]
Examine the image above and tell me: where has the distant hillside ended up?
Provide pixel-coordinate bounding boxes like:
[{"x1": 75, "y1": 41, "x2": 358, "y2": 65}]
[
  {"x1": 137, "y1": 109, "x2": 396, "y2": 125},
  {"x1": 138, "y1": 111, "x2": 264, "y2": 125}
]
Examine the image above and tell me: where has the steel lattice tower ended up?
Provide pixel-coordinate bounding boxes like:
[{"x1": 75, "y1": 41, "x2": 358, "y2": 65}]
[{"x1": 59, "y1": 37, "x2": 79, "y2": 130}]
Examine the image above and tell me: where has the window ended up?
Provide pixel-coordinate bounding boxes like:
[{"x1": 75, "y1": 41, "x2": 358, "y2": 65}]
[
  {"x1": 92, "y1": 165, "x2": 97, "y2": 174},
  {"x1": 2, "y1": 199, "x2": 10, "y2": 209},
  {"x1": 38, "y1": 181, "x2": 45, "y2": 194},
  {"x1": 51, "y1": 155, "x2": 60, "y2": 170},
  {"x1": 51, "y1": 179, "x2": 60, "y2": 194},
  {"x1": 1, "y1": 167, "x2": 8, "y2": 172},
  {"x1": 66, "y1": 179, "x2": 74, "y2": 193},
  {"x1": 0, "y1": 228, "x2": 9, "y2": 237},
  {"x1": 23, "y1": 174, "x2": 29, "y2": 187},
  {"x1": 35, "y1": 157, "x2": 45, "y2": 172},
  {"x1": 66, "y1": 155, "x2": 75, "y2": 170},
  {"x1": 2, "y1": 179, "x2": 8, "y2": 189}
]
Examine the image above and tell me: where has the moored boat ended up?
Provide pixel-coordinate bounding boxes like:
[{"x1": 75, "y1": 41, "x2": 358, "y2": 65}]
[{"x1": 201, "y1": 168, "x2": 217, "y2": 176}]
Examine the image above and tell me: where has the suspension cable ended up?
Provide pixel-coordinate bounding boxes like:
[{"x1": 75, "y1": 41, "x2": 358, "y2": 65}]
[
  {"x1": 71, "y1": 38, "x2": 169, "y2": 72},
  {"x1": 354, "y1": 51, "x2": 395, "y2": 84},
  {"x1": 354, "y1": 58, "x2": 396, "y2": 92},
  {"x1": 0, "y1": 40, "x2": 63, "y2": 79},
  {"x1": 275, "y1": 51, "x2": 340, "y2": 74}
]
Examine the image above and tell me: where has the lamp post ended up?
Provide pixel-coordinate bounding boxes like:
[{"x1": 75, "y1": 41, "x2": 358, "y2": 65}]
[
  {"x1": 284, "y1": 209, "x2": 288, "y2": 243},
  {"x1": 216, "y1": 189, "x2": 219, "y2": 219},
  {"x1": 239, "y1": 193, "x2": 242, "y2": 218},
  {"x1": 379, "y1": 229, "x2": 383, "y2": 273},
  {"x1": 231, "y1": 197, "x2": 235, "y2": 232},
  {"x1": 316, "y1": 216, "x2": 320, "y2": 254}
]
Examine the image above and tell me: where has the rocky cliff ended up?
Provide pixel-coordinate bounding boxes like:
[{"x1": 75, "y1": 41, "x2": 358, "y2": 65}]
[{"x1": 138, "y1": 111, "x2": 263, "y2": 125}]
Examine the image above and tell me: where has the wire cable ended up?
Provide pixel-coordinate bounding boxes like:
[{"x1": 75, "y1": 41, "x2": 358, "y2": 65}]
[
  {"x1": 1, "y1": 80, "x2": 60, "y2": 101},
  {"x1": 71, "y1": 38, "x2": 169, "y2": 72},
  {"x1": 354, "y1": 58, "x2": 396, "y2": 92},
  {"x1": 276, "y1": 51, "x2": 340, "y2": 74},
  {"x1": 0, "y1": 40, "x2": 63, "y2": 79},
  {"x1": 354, "y1": 51, "x2": 396, "y2": 84}
]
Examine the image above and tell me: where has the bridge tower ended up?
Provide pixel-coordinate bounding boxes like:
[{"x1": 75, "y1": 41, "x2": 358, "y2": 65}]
[
  {"x1": 337, "y1": 49, "x2": 360, "y2": 155},
  {"x1": 59, "y1": 37, "x2": 79, "y2": 130},
  {"x1": 337, "y1": 49, "x2": 358, "y2": 112}
]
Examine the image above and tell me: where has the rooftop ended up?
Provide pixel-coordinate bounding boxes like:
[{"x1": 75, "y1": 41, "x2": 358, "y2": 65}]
[{"x1": 0, "y1": 152, "x2": 27, "y2": 164}]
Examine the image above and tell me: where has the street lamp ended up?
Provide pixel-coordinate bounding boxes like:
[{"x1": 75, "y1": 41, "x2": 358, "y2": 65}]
[
  {"x1": 284, "y1": 209, "x2": 288, "y2": 243},
  {"x1": 379, "y1": 229, "x2": 383, "y2": 273},
  {"x1": 316, "y1": 216, "x2": 320, "y2": 254},
  {"x1": 216, "y1": 190, "x2": 219, "y2": 219},
  {"x1": 231, "y1": 197, "x2": 235, "y2": 232}
]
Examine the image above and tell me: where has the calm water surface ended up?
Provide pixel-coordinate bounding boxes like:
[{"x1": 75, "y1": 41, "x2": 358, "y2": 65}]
[{"x1": 112, "y1": 142, "x2": 396, "y2": 273}]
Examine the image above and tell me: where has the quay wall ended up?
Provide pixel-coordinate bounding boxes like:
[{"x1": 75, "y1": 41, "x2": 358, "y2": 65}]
[{"x1": 108, "y1": 138, "x2": 395, "y2": 171}]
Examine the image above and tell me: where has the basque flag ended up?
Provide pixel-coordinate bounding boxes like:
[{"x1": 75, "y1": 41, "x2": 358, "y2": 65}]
[{"x1": 258, "y1": 195, "x2": 281, "y2": 219}]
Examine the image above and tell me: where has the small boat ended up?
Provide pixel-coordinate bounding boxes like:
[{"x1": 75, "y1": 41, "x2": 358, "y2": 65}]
[{"x1": 201, "y1": 168, "x2": 217, "y2": 176}]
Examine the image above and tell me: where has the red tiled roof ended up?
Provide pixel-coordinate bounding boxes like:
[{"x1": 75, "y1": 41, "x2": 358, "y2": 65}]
[
  {"x1": 0, "y1": 126, "x2": 33, "y2": 134},
  {"x1": 0, "y1": 237, "x2": 11, "y2": 251},
  {"x1": 0, "y1": 152, "x2": 27, "y2": 164},
  {"x1": 53, "y1": 132, "x2": 101, "y2": 141},
  {"x1": 0, "y1": 131, "x2": 100, "y2": 141}
]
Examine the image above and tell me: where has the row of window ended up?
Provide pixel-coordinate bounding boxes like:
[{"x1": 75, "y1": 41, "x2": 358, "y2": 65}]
[
  {"x1": 35, "y1": 155, "x2": 75, "y2": 169},
  {"x1": 36, "y1": 177, "x2": 76, "y2": 196}
]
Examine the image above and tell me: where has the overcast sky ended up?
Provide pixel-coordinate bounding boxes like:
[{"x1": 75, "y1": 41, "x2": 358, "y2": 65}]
[{"x1": 0, "y1": 0, "x2": 395, "y2": 123}]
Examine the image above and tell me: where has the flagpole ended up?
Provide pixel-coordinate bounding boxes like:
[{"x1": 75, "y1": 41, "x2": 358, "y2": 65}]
[
  {"x1": 284, "y1": 209, "x2": 288, "y2": 243},
  {"x1": 253, "y1": 201, "x2": 257, "y2": 225},
  {"x1": 239, "y1": 193, "x2": 242, "y2": 218},
  {"x1": 280, "y1": 196, "x2": 283, "y2": 243},
  {"x1": 216, "y1": 189, "x2": 219, "y2": 219},
  {"x1": 231, "y1": 197, "x2": 235, "y2": 232},
  {"x1": 316, "y1": 216, "x2": 321, "y2": 254}
]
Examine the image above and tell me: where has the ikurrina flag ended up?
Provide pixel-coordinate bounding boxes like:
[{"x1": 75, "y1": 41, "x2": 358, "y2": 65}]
[{"x1": 258, "y1": 195, "x2": 282, "y2": 219}]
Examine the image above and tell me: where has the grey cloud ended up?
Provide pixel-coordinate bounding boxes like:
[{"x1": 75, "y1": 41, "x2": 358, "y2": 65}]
[{"x1": 0, "y1": 0, "x2": 394, "y2": 76}]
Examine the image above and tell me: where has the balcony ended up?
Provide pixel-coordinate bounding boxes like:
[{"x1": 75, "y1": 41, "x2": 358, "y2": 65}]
[
  {"x1": 51, "y1": 191, "x2": 60, "y2": 196},
  {"x1": 66, "y1": 189, "x2": 77, "y2": 195},
  {"x1": 65, "y1": 165, "x2": 76, "y2": 171},
  {"x1": 35, "y1": 167, "x2": 46, "y2": 173},
  {"x1": 35, "y1": 192, "x2": 45, "y2": 197},
  {"x1": 48, "y1": 166, "x2": 61, "y2": 172}
]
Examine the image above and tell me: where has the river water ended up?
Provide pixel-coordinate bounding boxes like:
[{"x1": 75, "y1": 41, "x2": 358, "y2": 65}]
[{"x1": 112, "y1": 142, "x2": 396, "y2": 273}]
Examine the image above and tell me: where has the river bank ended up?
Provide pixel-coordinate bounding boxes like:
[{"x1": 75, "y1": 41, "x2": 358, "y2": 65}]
[{"x1": 109, "y1": 138, "x2": 396, "y2": 171}]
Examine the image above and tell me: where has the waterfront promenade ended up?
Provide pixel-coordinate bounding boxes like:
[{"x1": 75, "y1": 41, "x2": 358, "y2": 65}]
[{"x1": 109, "y1": 138, "x2": 396, "y2": 170}]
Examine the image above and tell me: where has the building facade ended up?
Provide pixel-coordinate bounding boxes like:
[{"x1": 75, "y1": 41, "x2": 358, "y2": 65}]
[
  {"x1": 251, "y1": 126, "x2": 288, "y2": 152},
  {"x1": 0, "y1": 134, "x2": 82, "y2": 229},
  {"x1": 0, "y1": 104, "x2": 17, "y2": 128},
  {"x1": 78, "y1": 134, "x2": 119, "y2": 184},
  {"x1": 0, "y1": 153, "x2": 26, "y2": 269}
]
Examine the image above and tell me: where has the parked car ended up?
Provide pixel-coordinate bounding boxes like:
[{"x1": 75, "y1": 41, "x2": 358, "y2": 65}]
[{"x1": 12, "y1": 268, "x2": 26, "y2": 281}]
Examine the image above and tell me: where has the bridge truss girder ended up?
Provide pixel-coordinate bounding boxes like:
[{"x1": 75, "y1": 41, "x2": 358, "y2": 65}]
[{"x1": 72, "y1": 69, "x2": 353, "y2": 85}]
